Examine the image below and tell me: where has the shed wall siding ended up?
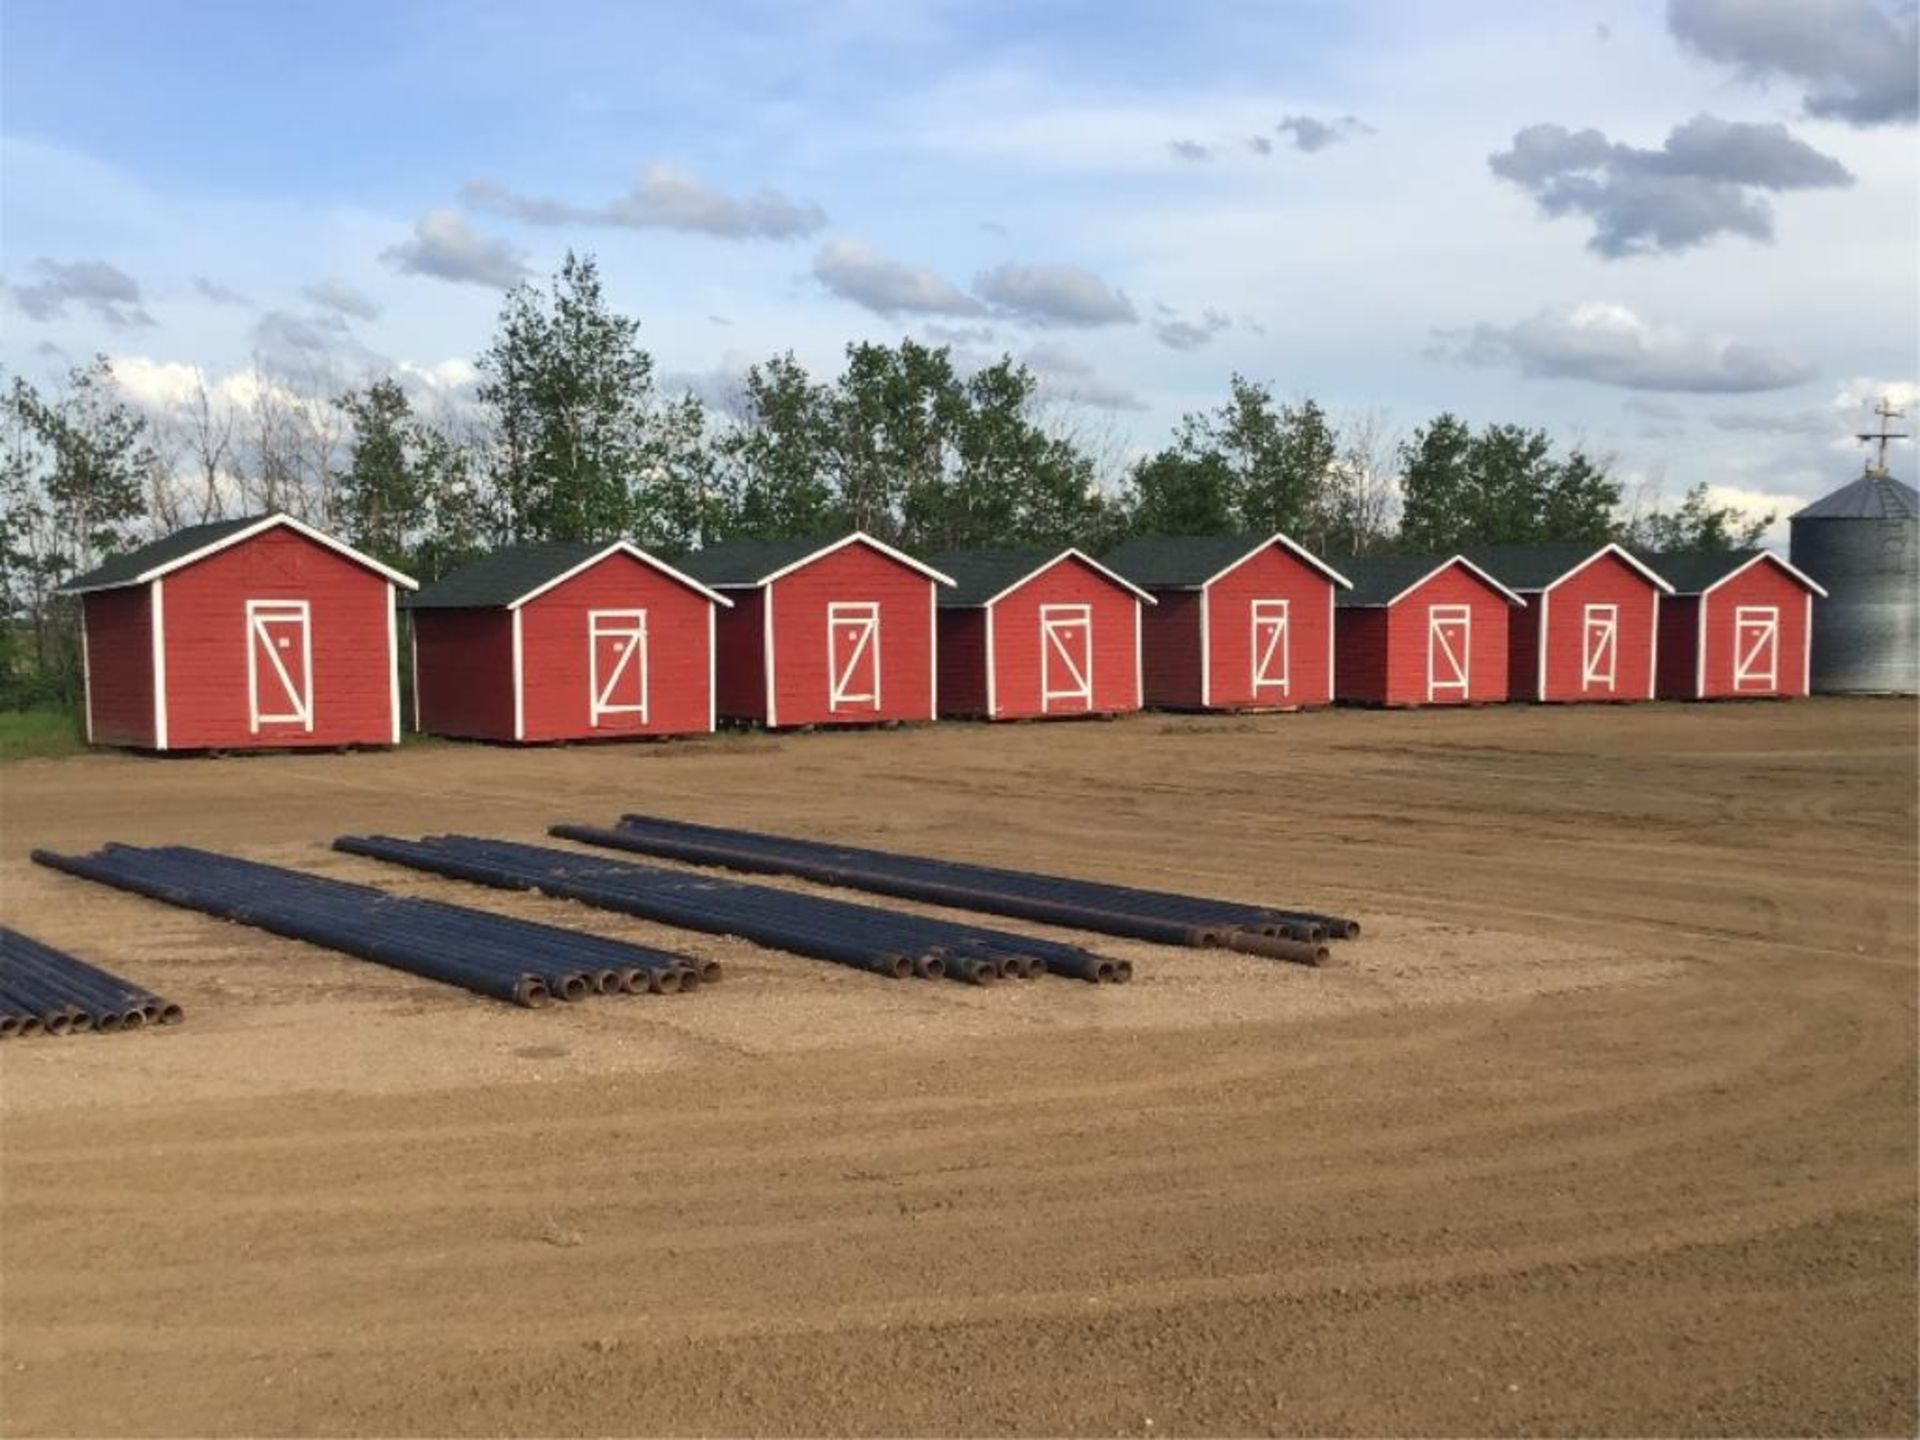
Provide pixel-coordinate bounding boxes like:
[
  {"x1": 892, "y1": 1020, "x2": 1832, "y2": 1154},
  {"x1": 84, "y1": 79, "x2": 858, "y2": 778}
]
[
  {"x1": 1379, "y1": 566, "x2": 1511, "y2": 706},
  {"x1": 1205, "y1": 546, "x2": 1335, "y2": 708},
  {"x1": 1138, "y1": 590, "x2": 1205, "y2": 707},
  {"x1": 412, "y1": 609, "x2": 517, "y2": 740},
  {"x1": 936, "y1": 609, "x2": 991, "y2": 717},
  {"x1": 1655, "y1": 595, "x2": 1702, "y2": 699},
  {"x1": 1334, "y1": 607, "x2": 1391, "y2": 703},
  {"x1": 518, "y1": 555, "x2": 714, "y2": 739},
  {"x1": 1699, "y1": 563, "x2": 1811, "y2": 699},
  {"x1": 765, "y1": 543, "x2": 935, "y2": 726},
  {"x1": 160, "y1": 529, "x2": 396, "y2": 748},
  {"x1": 1538, "y1": 552, "x2": 1660, "y2": 702},
  {"x1": 82, "y1": 586, "x2": 156, "y2": 747},
  {"x1": 985, "y1": 556, "x2": 1140, "y2": 719}
]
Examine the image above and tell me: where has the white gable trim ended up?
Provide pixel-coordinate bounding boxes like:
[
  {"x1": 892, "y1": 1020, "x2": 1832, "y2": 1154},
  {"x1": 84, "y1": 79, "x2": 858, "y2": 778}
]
[
  {"x1": 974, "y1": 548, "x2": 1158, "y2": 607},
  {"x1": 1200, "y1": 532, "x2": 1353, "y2": 591},
  {"x1": 1381, "y1": 556, "x2": 1526, "y2": 608},
  {"x1": 65, "y1": 513, "x2": 419, "y2": 593},
  {"x1": 747, "y1": 532, "x2": 957, "y2": 588},
  {"x1": 505, "y1": 540, "x2": 732, "y2": 610},
  {"x1": 1695, "y1": 550, "x2": 1829, "y2": 600},
  {"x1": 1540, "y1": 542, "x2": 1676, "y2": 596}
]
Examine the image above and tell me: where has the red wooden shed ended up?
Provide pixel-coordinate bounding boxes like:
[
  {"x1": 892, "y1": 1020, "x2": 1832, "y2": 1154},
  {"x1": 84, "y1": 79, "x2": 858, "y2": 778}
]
[
  {"x1": 406, "y1": 540, "x2": 731, "y2": 743},
  {"x1": 928, "y1": 548, "x2": 1154, "y2": 720},
  {"x1": 680, "y1": 533, "x2": 953, "y2": 728},
  {"x1": 1331, "y1": 554, "x2": 1523, "y2": 706},
  {"x1": 58, "y1": 512, "x2": 415, "y2": 751},
  {"x1": 1464, "y1": 542, "x2": 1674, "y2": 703},
  {"x1": 1648, "y1": 550, "x2": 1826, "y2": 700},
  {"x1": 1103, "y1": 533, "x2": 1352, "y2": 710}
]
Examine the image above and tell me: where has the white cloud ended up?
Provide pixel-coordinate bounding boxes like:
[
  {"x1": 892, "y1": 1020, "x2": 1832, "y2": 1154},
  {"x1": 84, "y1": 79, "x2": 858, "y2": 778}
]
[
  {"x1": 812, "y1": 238, "x2": 982, "y2": 317},
  {"x1": 300, "y1": 277, "x2": 381, "y2": 322},
  {"x1": 973, "y1": 261, "x2": 1137, "y2": 327},
  {"x1": 381, "y1": 210, "x2": 531, "y2": 289},
  {"x1": 463, "y1": 166, "x2": 828, "y2": 240},
  {"x1": 1669, "y1": 0, "x2": 1918, "y2": 127},
  {"x1": 4, "y1": 258, "x2": 153, "y2": 327},
  {"x1": 1433, "y1": 301, "x2": 1817, "y2": 393}
]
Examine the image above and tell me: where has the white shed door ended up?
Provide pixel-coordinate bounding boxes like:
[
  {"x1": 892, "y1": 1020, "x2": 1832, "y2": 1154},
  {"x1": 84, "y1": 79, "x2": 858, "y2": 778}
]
[
  {"x1": 1251, "y1": 599, "x2": 1290, "y2": 694},
  {"x1": 1582, "y1": 603, "x2": 1618, "y2": 690},
  {"x1": 1733, "y1": 606, "x2": 1779, "y2": 690},
  {"x1": 1427, "y1": 605, "x2": 1471, "y2": 701},
  {"x1": 828, "y1": 602, "x2": 881, "y2": 710},
  {"x1": 589, "y1": 609, "x2": 649, "y2": 724},
  {"x1": 247, "y1": 599, "x2": 314, "y2": 732},
  {"x1": 1040, "y1": 604, "x2": 1093, "y2": 711}
]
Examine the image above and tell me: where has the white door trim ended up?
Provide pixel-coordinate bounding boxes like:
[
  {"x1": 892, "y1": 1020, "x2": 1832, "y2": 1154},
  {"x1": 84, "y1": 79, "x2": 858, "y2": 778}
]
[
  {"x1": 1733, "y1": 604, "x2": 1779, "y2": 691},
  {"x1": 827, "y1": 600, "x2": 881, "y2": 711},
  {"x1": 1582, "y1": 602, "x2": 1619, "y2": 692},
  {"x1": 1039, "y1": 602, "x2": 1094, "y2": 711},
  {"x1": 1426, "y1": 604, "x2": 1471, "y2": 702},
  {"x1": 1250, "y1": 598, "x2": 1290, "y2": 696},
  {"x1": 245, "y1": 598, "x2": 315, "y2": 733},
  {"x1": 588, "y1": 608, "x2": 650, "y2": 725}
]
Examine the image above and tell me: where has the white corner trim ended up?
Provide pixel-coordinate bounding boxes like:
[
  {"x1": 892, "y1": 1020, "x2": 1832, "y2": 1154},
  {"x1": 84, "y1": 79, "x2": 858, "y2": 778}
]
[
  {"x1": 1801, "y1": 591, "x2": 1812, "y2": 695},
  {"x1": 387, "y1": 584, "x2": 401, "y2": 744},
  {"x1": 1536, "y1": 588, "x2": 1550, "y2": 702},
  {"x1": 1133, "y1": 597, "x2": 1144, "y2": 709},
  {"x1": 707, "y1": 603, "x2": 718, "y2": 733},
  {"x1": 927, "y1": 579, "x2": 938, "y2": 719},
  {"x1": 1198, "y1": 586, "x2": 1212, "y2": 709},
  {"x1": 1648, "y1": 590, "x2": 1660, "y2": 700},
  {"x1": 763, "y1": 583, "x2": 778, "y2": 727},
  {"x1": 511, "y1": 608, "x2": 526, "y2": 741},
  {"x1": 1695, "y1": 593, "x2": 1708, "y2": 699},
  {"x1": 150, "y1": 578, "x2": 169, "y2": 750},
  {"x1": 984, "y1": 600, "x2": 998, "y2": 719}
]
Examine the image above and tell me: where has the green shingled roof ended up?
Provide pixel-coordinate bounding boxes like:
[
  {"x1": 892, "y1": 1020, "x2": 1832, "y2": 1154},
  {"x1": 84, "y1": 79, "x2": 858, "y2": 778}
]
[
  {"x1": 923, "y1": 548, "x2": 1151, "y2": 607},
  {"x1": 59, "y1": 515, "x2": 268, "y2": 593},
  {"x1": 1456, "y1": 541, "x2": 1671, "y2": 593},
  {"x1": 1102, "y1": 533, "x2": 1350, "y2": 590},
  {"x1": 678, "y1": 533, "x2": 952, "y2": 587},
  {"x1": 408, "y1": 542, "x2": 616, "y2": 609},
  {"x1": 1329, "y1": 553, "x2": 1522, "y2": 607},
  {"x1": 1633, "y1": 548, "x2": 1824, "y2": 596}
]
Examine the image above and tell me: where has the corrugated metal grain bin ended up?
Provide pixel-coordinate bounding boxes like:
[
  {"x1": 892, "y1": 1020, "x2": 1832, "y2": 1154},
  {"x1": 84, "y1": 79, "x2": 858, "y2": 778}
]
[{"x1": 1790, "y1": 472, "x2": 1918, "y2": 695}]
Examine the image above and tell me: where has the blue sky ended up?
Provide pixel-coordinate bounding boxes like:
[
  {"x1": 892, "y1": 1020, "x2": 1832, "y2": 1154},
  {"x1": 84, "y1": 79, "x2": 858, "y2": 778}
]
[{"x1": 4, "y1": 0, "x2": 1916, "y2": 531}]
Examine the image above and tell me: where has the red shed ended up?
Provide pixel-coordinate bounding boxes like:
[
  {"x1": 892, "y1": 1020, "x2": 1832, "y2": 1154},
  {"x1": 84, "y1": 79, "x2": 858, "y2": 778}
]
[
  {"x1": 1331, "y1": 554, "x2": 1523, "y2": 706},
  {"x1": 1465, "y1": 542, "x2": 1674, "y2": 703},
  {"x1": 58, "y1": 513, "x2": 415, "y2": 751},
  {"x1": 406, "y1": 540, "x2": 731, "y2": 743},
  {"x1": 1103, "y1": 533, "x2": 1351, "y2": 710},
  {"x1": 1648, "y1": 550, "x2": 1826, "y2": 700},
  {"x1": 681, "y1": 533, "x2": 953, "y2": 728},
  {"x1": 928, "y1": 548, "x2": 1154, "y2": 720}
]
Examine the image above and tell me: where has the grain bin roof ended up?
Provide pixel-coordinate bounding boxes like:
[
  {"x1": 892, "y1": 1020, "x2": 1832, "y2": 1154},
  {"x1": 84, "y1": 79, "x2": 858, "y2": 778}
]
[
  {"x1": 925, "y1": 548, "x2": 1155, "y2": 607},
  {"x1": 1791, "y1": 472, "x2": 1917, "y2": 521},
  {"x1": 60, "y1": 513, "x2": 418, "y2": 593},
  {"x1": 1102, "y1": 533, "x2": 1350, "y2": 589},
  {"x1": 406, "y1": 540, "x2": 729, "y2": 609}
]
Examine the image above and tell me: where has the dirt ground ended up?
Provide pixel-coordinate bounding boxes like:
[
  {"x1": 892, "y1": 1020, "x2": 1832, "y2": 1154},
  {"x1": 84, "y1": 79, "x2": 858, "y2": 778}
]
[{"x1": 0, "y1": 699, "x2": 1914, "y2": 1436}]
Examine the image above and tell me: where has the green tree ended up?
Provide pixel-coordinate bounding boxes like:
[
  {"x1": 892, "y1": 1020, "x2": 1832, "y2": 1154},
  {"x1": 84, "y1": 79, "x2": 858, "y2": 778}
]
[
  {"x1": 476, "y1": 251, "x2": 663, "y2": 543},
  {"x1": 0, "y1": 357, "x2": 157, "y2": 706},
  {"x1": 1122, "y1": 451, "x2": 1236, "y2": 534},
  {"x1": 948, "y1": 357, "x2": 1104, "y2": 550},
  {"x1": 331, "y1": 378, "x2": 428, "y2": 569},
  {"x1": 1626, "y1": 482, "x2": 1773, "y2": 552},
  {"x1": 715, "y1": 353, "x2": 838, "y2": 540},
  {"x1": 1398, "y1": 414, "x2": 1619, "y2": 550}
]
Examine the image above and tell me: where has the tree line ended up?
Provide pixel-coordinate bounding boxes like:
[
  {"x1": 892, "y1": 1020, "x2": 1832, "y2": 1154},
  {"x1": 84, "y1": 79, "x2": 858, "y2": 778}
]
[{"x1": 1, "y1": 250, "x2": 1768, "y2": 710}]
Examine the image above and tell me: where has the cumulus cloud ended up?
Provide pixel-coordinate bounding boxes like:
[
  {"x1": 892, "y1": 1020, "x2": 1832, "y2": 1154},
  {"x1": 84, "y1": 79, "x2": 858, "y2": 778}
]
[
  {"x1": 4, "y1": 258, "x2": 153, "y2": 327},
  {"x1": 1022, "y1": 343, "x2": 1148, "y2": 411},
  {"x1": 193, "y1": 277, "x2": 251, "y2": 306},
  {"x1": 382, "y1": 210, "x2": 531, "y2": 289},
  {"x1": 1248, "y1": 135, "x2": 1274, "y2": 156},
  {"x1": 464, "y1": 166, "x2": 827, "y2": 240},
  {"x1": 300, "y1": 277, "x2": 381, "y2": 322},
  {"x1": 812, "y1": 238, "x2": 983, "y2": 317},
  {"x1": 1669, "y1": 0, "x2": 1918, "y2": 127},
  {"x1": 922, "y1": 322, "x2": 998, "y2": 346},
  {"x1": 1431, "y1": 301, "x2": 1818, "y2": 393},
  {"x1": 1489, "y1": 114, "x2": 1853, "y2": 256},
  {"x1": 972, "y1": 262, "x2": 1137, "y2": 327},
  {"x1": 659, "y1": 360, "x2": 754, "y2": 418},
  {"x1": 1153, "y1": 306, "x2": 1232, "y2": 351},
  {"x1": 1275, "y1": 114, "x2": 1372, "y2": 152},
  {"x1": 1168, "y1": 139, "x2": 1213, "y2": 162}
]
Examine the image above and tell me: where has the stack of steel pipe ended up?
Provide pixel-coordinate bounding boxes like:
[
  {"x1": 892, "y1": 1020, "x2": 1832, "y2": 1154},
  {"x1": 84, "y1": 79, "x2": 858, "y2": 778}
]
[
  {"x1": 333, "y1": 834, "x2": 1131, "y2": 985},
  {"x1": 556, "y1": 813, "x2": 1355, "y2": 966},
  {"x1": 0, "y1": 927, "x2": 183, "y2": 1039},
  {"x1": 31, "y1": 844, "x2": 713, "y2": 1008}
]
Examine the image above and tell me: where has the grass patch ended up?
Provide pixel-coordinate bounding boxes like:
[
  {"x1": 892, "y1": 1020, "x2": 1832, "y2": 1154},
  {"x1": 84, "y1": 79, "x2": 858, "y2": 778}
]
[{"x1": 0, "y1": 707, "x2": 88, "y2": 761}]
